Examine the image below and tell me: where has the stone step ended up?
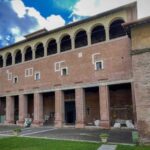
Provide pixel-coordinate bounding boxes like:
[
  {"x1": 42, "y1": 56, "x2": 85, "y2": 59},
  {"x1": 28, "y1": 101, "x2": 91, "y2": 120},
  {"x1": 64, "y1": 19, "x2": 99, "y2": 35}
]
[{"x1": 98, "y1": 144, "x2": 117, "y2": 150}]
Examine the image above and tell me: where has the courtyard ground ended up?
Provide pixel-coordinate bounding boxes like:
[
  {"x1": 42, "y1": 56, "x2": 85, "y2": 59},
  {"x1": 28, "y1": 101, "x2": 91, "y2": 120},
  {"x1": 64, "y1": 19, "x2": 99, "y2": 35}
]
[{"x1": 0, "y1": 125, "x2": 135, "y2": 143}]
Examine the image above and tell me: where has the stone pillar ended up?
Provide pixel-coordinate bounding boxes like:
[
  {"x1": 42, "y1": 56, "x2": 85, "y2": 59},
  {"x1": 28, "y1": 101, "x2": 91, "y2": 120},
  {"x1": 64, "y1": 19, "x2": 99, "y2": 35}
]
[
  {"x1": 99, "y1": 85, "x2": 110, "y2": 128},
  {"x1": 22, "y1": 52, "x2": 25, "y2": 62},
  {"x1": 3, "y1": 55, "x2": 6, "y2": 67},
  {"x1": 33, "y1": 93, "x2": 44, "y2": 127},
  {"x1": 71, "y1": 36, "x2": 75, "y2": 50},
  {"x1": 87, "y1": 32, "x2": 91, "y2": 46},
  {"x1": 57, "y1": 40, "x2": 60, "y2": 53},
  {"x1": 44, "y1": 45, "x2": 47, "y2": 57},
  {"x1": 55, "y1": 90, "x2": 64, "y2": 128},
  {"x1": 33, "y1": 48, "x2": 35, "y2": 59},
  {"x1": 75, "y1": 88, "x2": 85, "y2": 128},
  {"x1": 17, "y1": 94, "x2": 27, "y2": 126},
  {"x1": 5, "y1": 96, "x2": 14, "y2": 125},
  {"x1": 12, "y1": 54, "x2": 15, "y2": 65},
  {"x1": 105, "y1": 26, "x2": 109, "y2": 41}
]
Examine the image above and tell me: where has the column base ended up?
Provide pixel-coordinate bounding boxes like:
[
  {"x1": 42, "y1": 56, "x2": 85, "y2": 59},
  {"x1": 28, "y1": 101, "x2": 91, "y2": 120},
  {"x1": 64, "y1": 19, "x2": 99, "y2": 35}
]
[
  {"x1": 4, "y1": 120, "x2": 15, "y2": 125},
  {"x1": 75, "y1": 122, "x2": 85, "y2": 128},
  {"x1": 32, "y1": 120, "x2": 44, "y2": 127},
  {"x1": 100, "y1": 120, "x2": 110, "y2": 129},
  {"x1": 55, "y1": 120, "x2": 63, "y2": 128},
  {"x1": 16, "y1": 120, "x2": 25, "y2": 127}
]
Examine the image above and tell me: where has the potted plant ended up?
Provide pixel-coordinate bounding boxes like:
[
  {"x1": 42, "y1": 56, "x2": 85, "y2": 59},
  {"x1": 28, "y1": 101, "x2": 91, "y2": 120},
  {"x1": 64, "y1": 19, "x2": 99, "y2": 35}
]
[
  {"x1": 13, "y1": 128, "x2": 22, "y2": 136},
  {"x1": 99, "y1": 133, "x2": 109, "y2": 143}
]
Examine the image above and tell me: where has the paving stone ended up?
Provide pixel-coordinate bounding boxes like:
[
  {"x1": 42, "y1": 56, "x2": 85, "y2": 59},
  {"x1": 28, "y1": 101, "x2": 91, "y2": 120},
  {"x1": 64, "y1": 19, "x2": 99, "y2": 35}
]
[{"x1": 98, "y1": 144, "x2": 117, "y2": 150}]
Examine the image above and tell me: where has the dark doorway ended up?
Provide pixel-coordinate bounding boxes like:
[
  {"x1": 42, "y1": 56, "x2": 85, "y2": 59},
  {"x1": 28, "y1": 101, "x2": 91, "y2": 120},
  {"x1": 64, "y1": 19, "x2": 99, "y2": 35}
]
[
  {"x1": 65, "y1": 101, "x2": 76, "y2": 124},
  {"x1": 14, "y1": 96, "x2": 19, "y2": 124}
]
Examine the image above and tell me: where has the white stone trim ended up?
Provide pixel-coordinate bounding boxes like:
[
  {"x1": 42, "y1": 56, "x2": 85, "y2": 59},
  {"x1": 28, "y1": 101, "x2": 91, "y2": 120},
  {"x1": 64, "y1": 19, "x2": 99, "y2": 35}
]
[
  {"x1": 61, "y1": 67, "x2": 68, "y2": 76},
  {"x1": 94, "y1": 60, "x2": 104, "y2": 70},
  {"x1": 92, "y1": 53, "x2": 100, "y2": 64},
  {"x1": 25, "y1": 68, "x2": 33, "y2": 77},
  {"x1": 54, "y1": 61, "x2": 65, "y2": 72},
  {"x1": 34, "y1": 71, "x2": 41, "y2": 80},
  {"x1": 13, "y1": 76, "x2": 18, "y2": 84}
]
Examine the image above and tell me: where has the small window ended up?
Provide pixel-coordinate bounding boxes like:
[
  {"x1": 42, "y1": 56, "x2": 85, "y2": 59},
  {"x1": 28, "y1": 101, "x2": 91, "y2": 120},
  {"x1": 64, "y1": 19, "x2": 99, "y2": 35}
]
[
  {"x1": 13, "y1": 76, "x2": 18, "y2": 84},
  {"x1": 25, "y1": 68, "x2": 33, "y2": 77},
  {"x1": 95, "y1": 61, "x2": 104, "y2": 70},
  {"x1": 34, "y1": 72, "x2": 40, "y2": 80},
  {"x1": 61, "y1": 67, "x2": 68, "y2": 76}
]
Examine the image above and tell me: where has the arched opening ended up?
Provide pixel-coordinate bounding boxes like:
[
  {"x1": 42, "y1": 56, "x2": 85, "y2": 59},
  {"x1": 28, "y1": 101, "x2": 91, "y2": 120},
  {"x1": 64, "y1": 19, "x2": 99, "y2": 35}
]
[
  {"x1": 109, "y1": 19, "x2": 126, "y2": 39},
  {"x1": 6, "y1": 53, "x2": 12, "y2": 66},
  {"x1": 47, "y1": 39, "x2": 57, "y2": 55},
  {"x1": 25, "y1": 47, "x2": 32, "y2": 61},
  {"x1": 91, "y1": 25, "x2": 106, "y2": 44},
  {"x1": 60, "y1": 35, "x2": 71, "y2": 52},
  {"x1": 75, "y1": 30, "x2": 87, "y2": 48},
  {"x1": 0, "y1": 55, "x2": 3, "y2": 68},
  {"x1": 15, "y1": 50, "x2": 22, "y2": 64},
  {"x1": 35, "y1": 43, "x2": 44, "y2": 58}
]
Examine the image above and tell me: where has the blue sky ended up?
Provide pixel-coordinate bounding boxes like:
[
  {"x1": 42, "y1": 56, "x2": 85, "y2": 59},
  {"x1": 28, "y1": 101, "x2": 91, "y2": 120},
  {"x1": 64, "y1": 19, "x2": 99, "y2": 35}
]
[{"x1": 0, "y1": 0, "x2": 149, "y2": 49}]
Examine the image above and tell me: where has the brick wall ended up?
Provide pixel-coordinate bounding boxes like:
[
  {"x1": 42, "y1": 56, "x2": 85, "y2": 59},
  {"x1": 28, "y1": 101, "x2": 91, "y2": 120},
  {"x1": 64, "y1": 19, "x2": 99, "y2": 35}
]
[{"x1": 0, "y1": 37, "x2": 132, "y2": 95}]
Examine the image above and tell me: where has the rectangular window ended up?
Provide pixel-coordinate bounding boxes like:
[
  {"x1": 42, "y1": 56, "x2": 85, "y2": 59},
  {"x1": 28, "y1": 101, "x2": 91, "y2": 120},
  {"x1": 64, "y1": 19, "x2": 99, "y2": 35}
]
[
  {"x1": 61, "y1": 67, "x2": 68, "y2": 76},
  {"x1": 13, "y1": 76, "x2": 18, "y2": 84},
  {"x1": 95, "y1": 60, "x2": 104, "y2": 70},
  {"x1": 25, "y1": 68, "x2": 33, "y2": 77},
  {"x1": 54, "y1": 61, "x2": 65, "y2": 72},
  {"x1": 34, "y1": 72, "x2": 40, "y2": 80}
]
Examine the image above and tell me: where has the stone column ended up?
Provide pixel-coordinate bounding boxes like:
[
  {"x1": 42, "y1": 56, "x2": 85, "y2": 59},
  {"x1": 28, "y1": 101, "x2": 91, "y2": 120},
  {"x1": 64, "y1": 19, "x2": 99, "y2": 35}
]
[
  {"x1": 33, "y1": 48, "x2": 36, "y2": 59},
  {"x1": 17, "y1": 94, "x2": 27, "y2": 126},
  {"x1": 33, "y1": 93, "x2": 43, "y2": 127},
  {"x1": 22, "y1": 51, "x2": 25, "y2": 62},
  {"x1": 5, "y1": 96, "x2": 14, "y2": 125},
  {"x1": 87, "y1": 32, "x2": 91, "y2": 46},
  {"x1": 57, "y1": 40, "x2": 60, "y2": 53},
  {"x1": 71, "y1": 36, "x2": 75, "y2": 50},
  {"x1": 12, "y1": 54, "x2": 15, "y2": 65},
  {"x1": 105, "y1": 26, "x2": 109, "y2": 41},
  {"x1": 75, "y1": 88, "x2": 85, "y2": 128},
  {"x1": 3, "y1": 55, "x2": 6, "y2": 67},
  {"x1": 44, "y1": 45, "x2": 47, "y2": 57},
  {"x1": 99, "y1": 85, "x2": 110, "y2": 128},
  {"x1": 55, "y1": 90, "x2": 64, "y2": 128}
]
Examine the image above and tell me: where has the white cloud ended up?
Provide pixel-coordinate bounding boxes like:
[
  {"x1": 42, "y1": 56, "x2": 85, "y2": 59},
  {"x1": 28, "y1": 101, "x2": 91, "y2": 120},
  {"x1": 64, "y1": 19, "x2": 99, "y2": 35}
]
[
  {"x1": 11, "y1": 0, "x2": 26, "y2": 18},
  {"x1": 73, "y1": 0, "x2": 136, "y2": 17},
  {"x1": 10, "y1": 27, "x2": 25, "y2": 42},
  {"x1": 10, "y1": 0, "x2": 65, "y2": 32},
  {"x1": 46, "y1": 15, "x2": 66, "y2": 30}
]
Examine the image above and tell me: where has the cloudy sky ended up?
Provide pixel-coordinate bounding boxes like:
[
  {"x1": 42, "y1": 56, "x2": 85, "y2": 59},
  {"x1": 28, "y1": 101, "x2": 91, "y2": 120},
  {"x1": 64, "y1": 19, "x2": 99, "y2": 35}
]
[{"x1": 0, "y1": 0, "x2": 149, "y2": 48}]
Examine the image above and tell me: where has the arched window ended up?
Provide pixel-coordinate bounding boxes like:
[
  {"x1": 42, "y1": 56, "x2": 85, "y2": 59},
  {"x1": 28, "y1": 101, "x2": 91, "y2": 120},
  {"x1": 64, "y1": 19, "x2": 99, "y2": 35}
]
[
  {"x1": 6, "y1": 53, "x2": 12, "y2": 66},
  {"x1": 60, "y1": 35, "x2": 71, "y2": 52},
  {"x1": 91, "y1": 25, "x2": 106, "y2": 44},
  {"x1": 25, "y1": 47, "x2": 32, "y2": 61},
  {"x1": 75, "y1": 30, "x2": 87, "y2": 48},
  {"x1": 35, "y1": 43, "x2": 44, "y2": 58},
  {"x1": 47, "y1": 39, "x2": 57, "y2": 55},
  {"x1": 15, "y1": 50, "x2": 22, "y2": 64},
  {"x1": 0, "y1": 55, "x2": 3, "y2": 68},
  {"x1": 109, "y1": 19, "x2": 126, "y2": 39}
]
